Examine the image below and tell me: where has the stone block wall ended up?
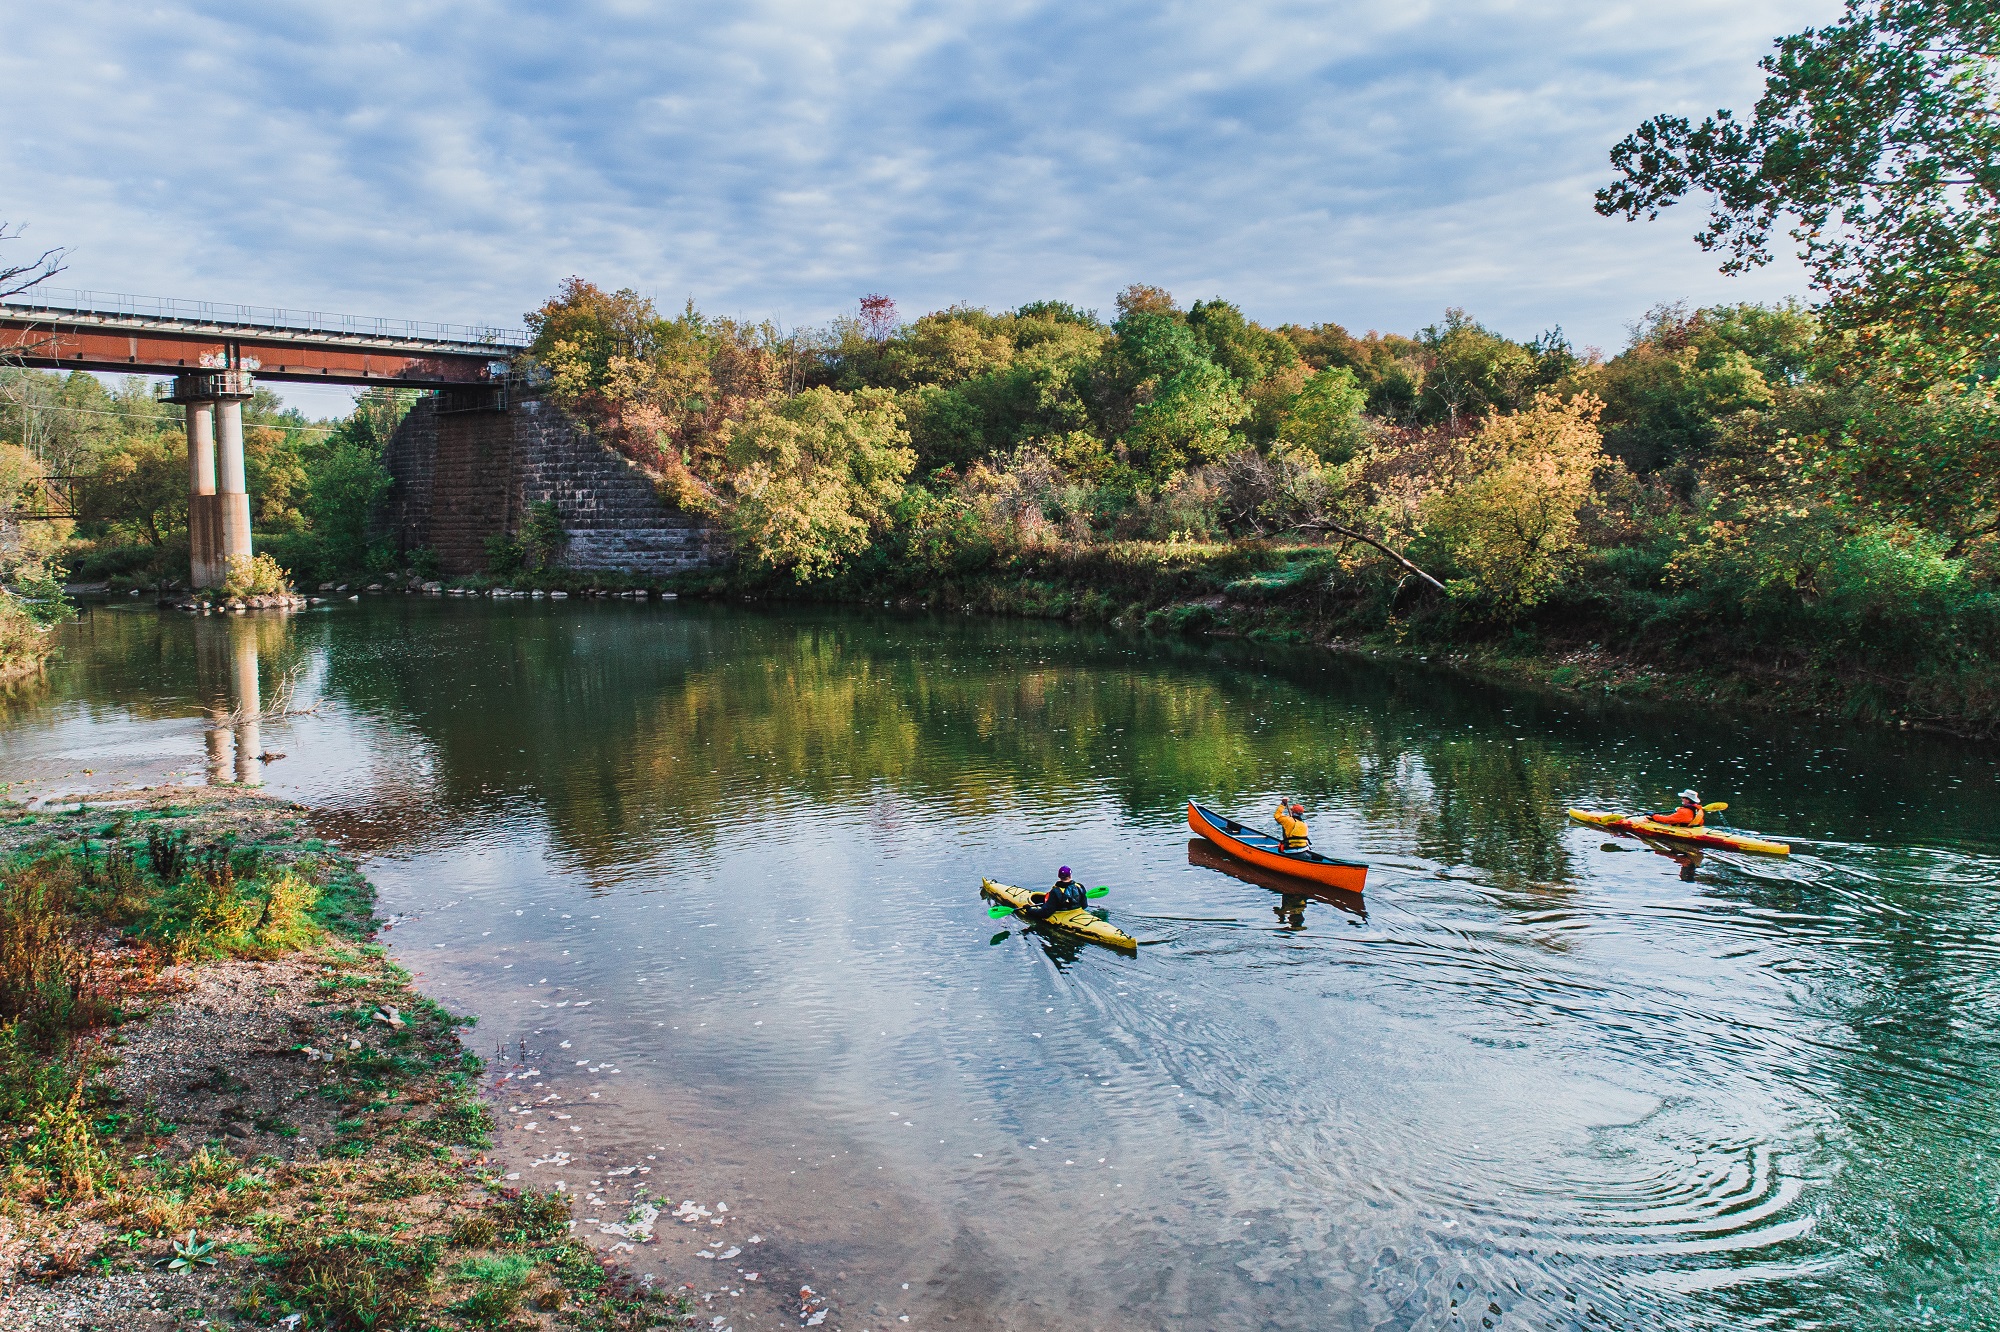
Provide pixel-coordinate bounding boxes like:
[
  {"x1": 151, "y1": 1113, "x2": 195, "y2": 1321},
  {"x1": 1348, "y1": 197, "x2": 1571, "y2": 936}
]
[{"x1": 381, "y1": 394, "x2": 722, "y2": 577}]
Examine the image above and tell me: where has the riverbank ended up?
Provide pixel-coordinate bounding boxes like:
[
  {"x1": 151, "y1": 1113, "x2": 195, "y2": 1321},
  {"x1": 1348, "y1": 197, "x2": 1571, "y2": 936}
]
[
  {"x1": 653, "y1": 540, "x2": 2000, "y2": 740},
  {"x1": 68, "y1": 533, "x2": 1998, "y2": 738},
  {"x1": 0, "y1": 786, "x2": 685, "y2": 1330}
]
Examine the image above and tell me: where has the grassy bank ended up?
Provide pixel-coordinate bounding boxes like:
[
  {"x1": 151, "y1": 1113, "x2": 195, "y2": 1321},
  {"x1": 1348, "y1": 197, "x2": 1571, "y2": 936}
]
[
  {"x1": 0, "y1": 787, "x2": 686, "y2": 1330},
  {"x1": 656, "y1": 537, "x2": 2000, "y2": 738}
]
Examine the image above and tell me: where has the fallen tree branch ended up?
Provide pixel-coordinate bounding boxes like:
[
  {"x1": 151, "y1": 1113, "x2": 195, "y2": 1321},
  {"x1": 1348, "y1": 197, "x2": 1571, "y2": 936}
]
[{"x1": 1290, "y1": 519, "x2": 1446, "y2": 592}]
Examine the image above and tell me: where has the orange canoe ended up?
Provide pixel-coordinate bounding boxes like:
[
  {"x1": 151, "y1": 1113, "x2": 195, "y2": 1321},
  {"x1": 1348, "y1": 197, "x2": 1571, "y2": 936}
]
[{"x1": 1187, "y1": 799, "x2": 1368, "y2": 894}]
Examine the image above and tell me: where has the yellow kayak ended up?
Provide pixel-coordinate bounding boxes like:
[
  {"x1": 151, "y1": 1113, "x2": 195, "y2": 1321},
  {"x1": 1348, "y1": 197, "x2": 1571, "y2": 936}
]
[
  {"x1": 981, "y1": 878, "x2": 1137, "y2": 954},
  {"x1": 1568, "y1": 809, "x2": 1790, "y2": 856}
]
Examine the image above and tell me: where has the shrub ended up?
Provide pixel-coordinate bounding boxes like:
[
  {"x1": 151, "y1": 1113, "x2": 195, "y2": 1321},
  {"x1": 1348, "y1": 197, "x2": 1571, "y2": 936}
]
[
  {"x1": 0, "y1": 860, "x2": 104, "y2": 1045},
  {"x1": 448, "y1": 1212, "x2": 499, "y2": 1248},
  {"x1": 141, "y1": 860, "x2": 321, "y2": 962},
  {"x1": 483, "y1": 532, "x2": 524, "y2": 579},
  {"x1": 1421, "y1": 393, "x2": 1608, "y2": 615},
  {"x1": 519, "y1": 501, "x2": 568, "y2": 571},
  {"x1": 222, "y1": 552, "x2": 291, "y2": 599},
  {"x1": 22, "y1": 1077, "x2": 111, "y2": 1200},
  {"x1": 0, "y1": 599, "x2": 48, "y2": 678}
]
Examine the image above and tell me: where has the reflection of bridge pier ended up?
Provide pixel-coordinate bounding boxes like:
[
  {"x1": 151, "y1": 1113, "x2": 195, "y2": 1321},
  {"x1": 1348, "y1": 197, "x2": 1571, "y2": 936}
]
[
  {"x1": 169, "y1": 369, "x2": 256, "y2": 592},
  {"x1": 195, "y1": 611, "x2": 279, "y2": 786}
]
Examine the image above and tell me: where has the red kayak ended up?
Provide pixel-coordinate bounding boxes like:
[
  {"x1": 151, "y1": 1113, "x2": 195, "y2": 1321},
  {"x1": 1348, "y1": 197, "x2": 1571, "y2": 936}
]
[{"x1": 1187, "y1": 799, "x2": 1369, "y2": 894}]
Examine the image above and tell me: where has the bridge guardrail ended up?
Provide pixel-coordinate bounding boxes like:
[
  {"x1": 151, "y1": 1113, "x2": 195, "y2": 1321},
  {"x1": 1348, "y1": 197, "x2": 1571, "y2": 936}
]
[{"x1": 0, "y1": 287, "x2": 529, "y2": 351}]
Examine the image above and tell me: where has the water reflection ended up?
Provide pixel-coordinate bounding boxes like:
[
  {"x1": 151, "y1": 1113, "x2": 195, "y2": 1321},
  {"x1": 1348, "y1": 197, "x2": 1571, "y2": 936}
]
[
  {"x1": 1184, "y1": 837, "x2": 1368, "y2": 925},
  {"x1": 11, "y1": 601, "x2": 2000, "y2": 1330},
  {"x1": 193, "y1": 613, "x2": 275, "y2": 785}
]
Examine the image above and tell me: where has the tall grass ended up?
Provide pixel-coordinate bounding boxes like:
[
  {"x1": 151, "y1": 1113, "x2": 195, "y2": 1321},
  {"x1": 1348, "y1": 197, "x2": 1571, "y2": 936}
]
[{"x1": 0, "y1": 832, "x2": 328, "y2": 1201}]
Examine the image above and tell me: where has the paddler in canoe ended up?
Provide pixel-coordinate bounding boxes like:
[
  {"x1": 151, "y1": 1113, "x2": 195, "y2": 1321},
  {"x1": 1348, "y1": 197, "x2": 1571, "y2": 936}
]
[
  {"x1": 1023, "y1": 866, "x2": 1089, "y2": 921},
  {"x1": 1274, "y1": 801, "x2": 1310, "y2": 850}
]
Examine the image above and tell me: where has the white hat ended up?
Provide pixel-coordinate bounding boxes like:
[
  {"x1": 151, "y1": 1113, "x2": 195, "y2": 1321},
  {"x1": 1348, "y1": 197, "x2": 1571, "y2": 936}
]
[{"x1": 1679, "y1": 789, "x2": 1700, "y2": 803}]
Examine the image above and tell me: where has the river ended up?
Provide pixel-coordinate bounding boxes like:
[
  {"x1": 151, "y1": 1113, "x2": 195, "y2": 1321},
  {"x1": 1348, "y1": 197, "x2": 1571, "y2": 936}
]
[{"x1": 6, "y1": 598, "x2": 1999, "y2": 1330}]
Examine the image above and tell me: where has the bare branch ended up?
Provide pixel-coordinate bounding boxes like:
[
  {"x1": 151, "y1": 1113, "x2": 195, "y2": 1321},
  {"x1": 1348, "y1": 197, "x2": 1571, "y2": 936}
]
[{"x1": 0, "y1": 221, "x2": 66, "y2": 301}]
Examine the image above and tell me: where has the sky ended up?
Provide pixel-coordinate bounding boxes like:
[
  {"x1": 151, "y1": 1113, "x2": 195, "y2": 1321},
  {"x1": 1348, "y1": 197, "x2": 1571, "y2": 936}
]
[{"x1": 0, "y1": 1, "x2": 1828, "y2": 417}]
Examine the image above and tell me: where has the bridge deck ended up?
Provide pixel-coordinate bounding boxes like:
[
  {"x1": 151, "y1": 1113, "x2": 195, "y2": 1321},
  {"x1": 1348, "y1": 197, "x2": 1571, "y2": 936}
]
[{"x1": 0, "y1": 288, "x2": 527, "y2": 387}]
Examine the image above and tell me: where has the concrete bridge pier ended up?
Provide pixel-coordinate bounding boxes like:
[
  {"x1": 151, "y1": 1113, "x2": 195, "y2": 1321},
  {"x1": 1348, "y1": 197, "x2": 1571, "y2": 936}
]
[
  {"x1": 170, "y1": 370, "x2": 256, "y2": 591},
  {"x1": 216, "y1": 395, "x2": 252, "y2": 580},
  {"x1": 184, "y1": 401, "x2": 219, "y2": 589}
]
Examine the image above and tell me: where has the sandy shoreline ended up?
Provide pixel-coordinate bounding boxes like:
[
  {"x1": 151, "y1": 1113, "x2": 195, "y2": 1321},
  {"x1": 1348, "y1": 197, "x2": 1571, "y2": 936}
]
[
  {"x1": 0, "y1": 786, "x2": 696, "y2": 1329},
  {"x1": 0, "y1": 783, "x2": 986, "y2": 1332}
]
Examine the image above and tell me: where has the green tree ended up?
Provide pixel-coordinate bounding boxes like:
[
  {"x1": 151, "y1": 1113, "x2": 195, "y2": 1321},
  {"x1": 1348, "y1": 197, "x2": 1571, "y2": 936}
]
[
  {"x1": 1102, "y1": 312, "x2": 1248, "y2": 479},
  {"x1": 1595, "y1": 305, "x2": 1780, "y2": 473},
  {"x1": 1185, "y1": 300, "x2": 1300, "y2": 387},
  {"x1": 1596, "y1": 0, "x2": 2000, "y2": 384},
  {"x1": 1276, "y1": 366, "x2": 1369, "y2": 463},
  {"x1": 723, "y1": 388, "x2": 916, "y2": 581},
  {"x1": 1414, "y1": 310, "x2": 1538, "y2": 427}
]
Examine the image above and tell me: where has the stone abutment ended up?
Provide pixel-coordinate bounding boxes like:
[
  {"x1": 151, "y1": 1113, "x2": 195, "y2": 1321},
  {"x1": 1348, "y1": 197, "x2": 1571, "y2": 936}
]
[{"x1": 380, "y1": 394, "x2": 720, "y2": 577}]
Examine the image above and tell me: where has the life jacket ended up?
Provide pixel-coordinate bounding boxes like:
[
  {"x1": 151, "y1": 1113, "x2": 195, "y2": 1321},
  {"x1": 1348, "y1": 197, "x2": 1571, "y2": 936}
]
[
  {"x1": 1275, "y1": 807, "x2": 1311, "y2": 850},
  {"x1": 1652, "y1": 805, "x2": 1703, "y2": 827},
  {"x1": 1047, "y1": 879, "x2": 1086, "y2": 911}
]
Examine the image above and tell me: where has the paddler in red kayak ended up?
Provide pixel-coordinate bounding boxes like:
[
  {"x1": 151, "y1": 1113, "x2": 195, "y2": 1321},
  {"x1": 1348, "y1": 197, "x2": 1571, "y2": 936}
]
[
  {"x1": 1650, "y1": 789, "x2": 1706, "y2": 827},
  {"x1": 1274, "y1": 802, "x2": 1310, "y2": 850},
  {"x1": 1024, "y1": 866, "x2": 1088, "y2": 920}
]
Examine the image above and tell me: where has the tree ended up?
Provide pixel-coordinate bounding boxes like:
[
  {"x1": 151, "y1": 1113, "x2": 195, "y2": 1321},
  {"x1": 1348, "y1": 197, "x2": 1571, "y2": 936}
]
[
  {"x1": 1276, "y1": 365, "x2": 1369, "y2": 463},
  {"x1": 1421, "y1": 394, "x2": 1610, "y2": 613},
  {"x1": 1414, "y1": 310, "x2": 1538, "y2": 427},
  {"x1": 1596, "y1": 1, "x2": 2000, "y2": 383},
  {"x1": 84, "y1": 432, "x2": 183, "y2": 544},
  {"x1": 1595, "y1": 304, "x2": 1781, "y2": 473},
  {"x1": 1102, "y1": 312, "x2": 1248, "y2": 478},
  {"x1": 858, "y1": 294, "x2": 899, "y2": 342},
  {"x1": 722, "y1": 388, "x2": 915, "y2": 580}
]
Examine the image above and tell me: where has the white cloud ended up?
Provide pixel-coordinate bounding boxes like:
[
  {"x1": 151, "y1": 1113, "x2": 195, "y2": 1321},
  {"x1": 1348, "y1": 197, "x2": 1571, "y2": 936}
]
[{"x1": 1, "y1": 0, "x2": 1829, "y2": 408}]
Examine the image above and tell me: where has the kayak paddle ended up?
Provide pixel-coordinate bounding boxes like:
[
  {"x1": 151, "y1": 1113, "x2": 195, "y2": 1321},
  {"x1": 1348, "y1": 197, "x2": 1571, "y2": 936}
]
[{"x1": 987, "y1": 886, "x2": 1109, "y2": 918}]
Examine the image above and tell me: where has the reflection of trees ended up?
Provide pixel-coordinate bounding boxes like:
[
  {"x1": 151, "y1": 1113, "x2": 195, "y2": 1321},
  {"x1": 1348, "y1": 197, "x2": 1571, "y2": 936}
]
[
  {"x1": 304, "y1": 606, "x2": 1585, "y2": 891},
  {"x1": 42, "y1": 605, "x2": 311, "y2": 723}
]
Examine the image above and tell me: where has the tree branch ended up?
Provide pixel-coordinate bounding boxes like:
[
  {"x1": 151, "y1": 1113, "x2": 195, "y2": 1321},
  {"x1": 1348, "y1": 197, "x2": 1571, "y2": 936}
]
[
  {"x1": 0, "y1": 221, "x2": 65, "y2": 301},
  {"x1": 1289, "y1": 519, "x2": 1446, "y2": 592}
]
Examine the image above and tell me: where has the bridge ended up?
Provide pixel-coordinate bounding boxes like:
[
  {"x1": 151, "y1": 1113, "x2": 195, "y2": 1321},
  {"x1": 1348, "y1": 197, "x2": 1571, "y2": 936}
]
[{"x1": 1, "y1": 288, "x2": 529, "y2": 591}]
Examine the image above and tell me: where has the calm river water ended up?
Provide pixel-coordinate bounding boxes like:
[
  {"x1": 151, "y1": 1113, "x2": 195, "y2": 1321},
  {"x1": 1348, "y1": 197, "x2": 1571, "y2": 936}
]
[{"x1": 6, "y1": 600, "x2": 2000, "y2": 1330}]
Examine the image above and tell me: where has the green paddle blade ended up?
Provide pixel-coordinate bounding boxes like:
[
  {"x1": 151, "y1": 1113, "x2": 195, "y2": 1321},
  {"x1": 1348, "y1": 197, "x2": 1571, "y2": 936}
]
[{"x1": 1087, "y1": 886, "x2": 1109, "y2": 898}]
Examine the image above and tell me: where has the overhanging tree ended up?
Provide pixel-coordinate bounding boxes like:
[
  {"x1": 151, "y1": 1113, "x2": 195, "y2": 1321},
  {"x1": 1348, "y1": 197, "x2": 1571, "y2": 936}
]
[
  {"x1": 1597, "y1": 1, "x2": 2000, "y2": 547},
  {"x1": 1596, "y1": 1, "x2": 1999, "y2": 383}
]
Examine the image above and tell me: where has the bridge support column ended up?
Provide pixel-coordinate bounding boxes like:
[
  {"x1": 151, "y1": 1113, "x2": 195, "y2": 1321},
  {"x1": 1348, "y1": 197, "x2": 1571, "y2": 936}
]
[
  {"x1": 169, "y1": 370, "x2": 255, "y2": 591},
  {"x1": 216, "y1": 396, "x2": 253, "y2": 581},
  {"x1": 185, "y1": 401, "x2": 221, "y2": 589}
]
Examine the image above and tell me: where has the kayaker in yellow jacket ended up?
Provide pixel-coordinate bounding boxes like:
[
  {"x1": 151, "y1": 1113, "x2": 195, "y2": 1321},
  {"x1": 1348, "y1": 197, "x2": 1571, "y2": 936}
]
[
  {"x1": 1274, "y1": 802, "x2": 1310, "y2": 850},
  {"x1": 1651, "y1": 789, "x2": 1705, "y2": 827},
  {"x1": 1025, "y1": 866, "x2": 1088, "y2": 920}
]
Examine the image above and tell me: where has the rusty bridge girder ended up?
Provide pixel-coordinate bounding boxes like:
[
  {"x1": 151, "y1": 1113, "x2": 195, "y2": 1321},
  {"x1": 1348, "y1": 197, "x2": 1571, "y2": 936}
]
[{"x1": 0, "y1": 290, "x2": 524, "y2": 388}]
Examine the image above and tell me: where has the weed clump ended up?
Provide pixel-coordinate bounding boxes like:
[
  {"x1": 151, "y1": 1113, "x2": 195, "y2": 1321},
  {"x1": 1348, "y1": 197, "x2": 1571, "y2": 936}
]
[
  {"x1": 268, "y1": 1232, "x2": 441, "y2": 1330},
  {"x1": 496, "y1": 1188, "x2": 571, "y2": 1244},
  {"x1": 21, "y1": 1077, "x2": 112, "y2": 1200}
]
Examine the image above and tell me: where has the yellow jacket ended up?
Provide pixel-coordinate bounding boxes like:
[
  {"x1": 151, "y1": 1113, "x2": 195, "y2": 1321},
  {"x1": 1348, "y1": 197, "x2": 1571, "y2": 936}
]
[{"x1": 1274, "y1": 805, "x2": 1310, "y2": 850}]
